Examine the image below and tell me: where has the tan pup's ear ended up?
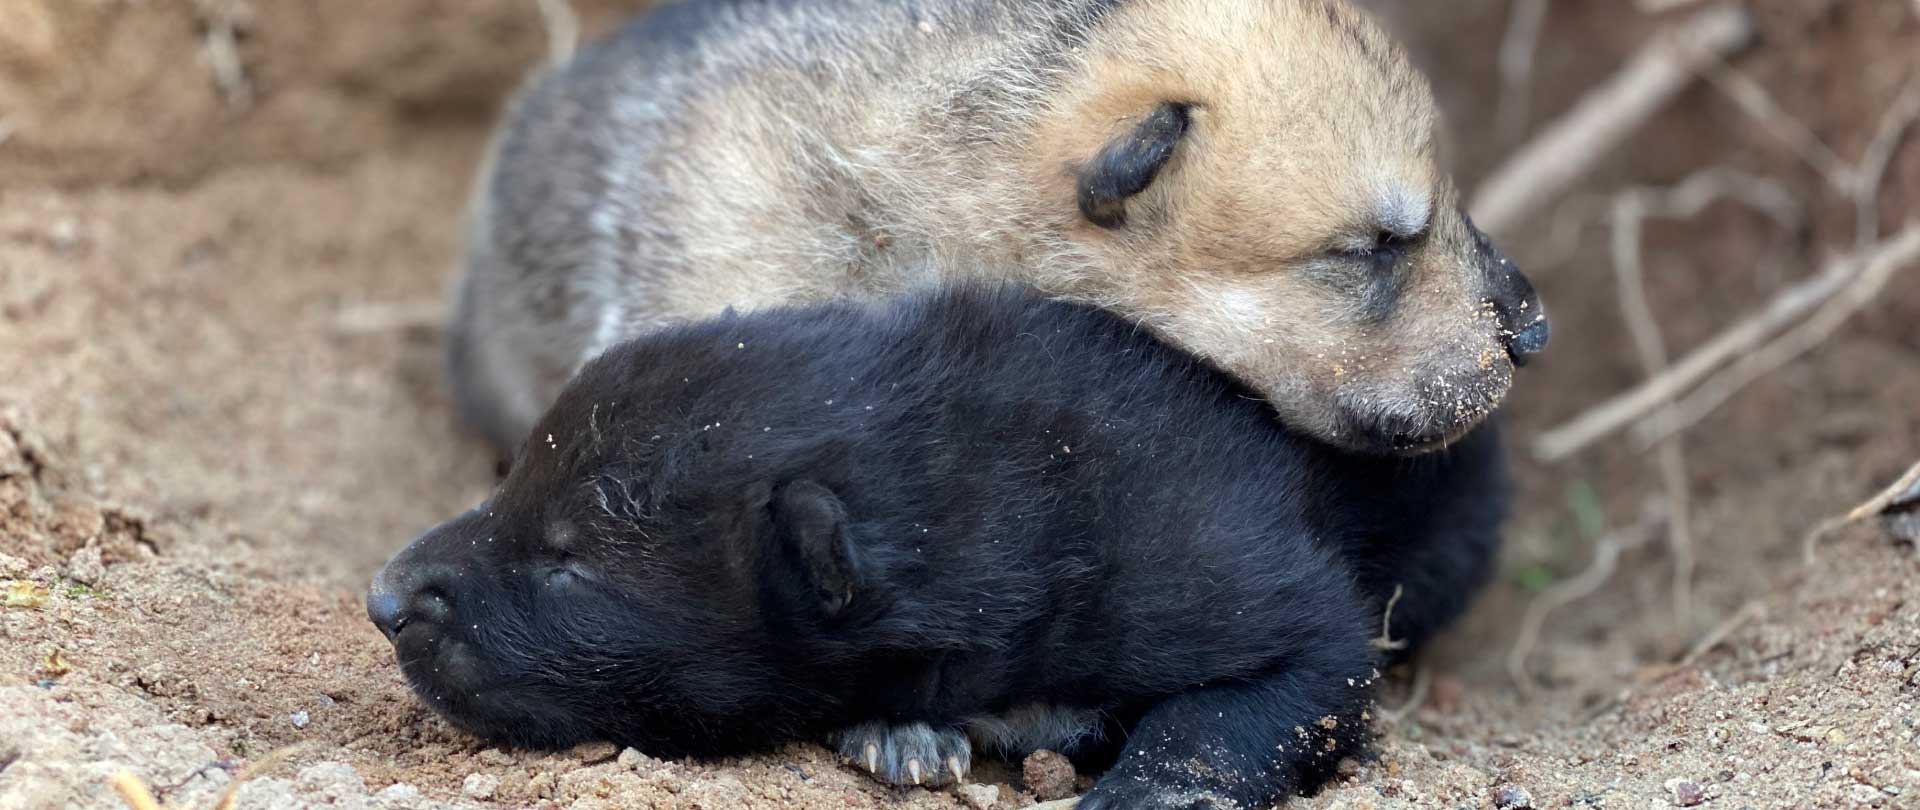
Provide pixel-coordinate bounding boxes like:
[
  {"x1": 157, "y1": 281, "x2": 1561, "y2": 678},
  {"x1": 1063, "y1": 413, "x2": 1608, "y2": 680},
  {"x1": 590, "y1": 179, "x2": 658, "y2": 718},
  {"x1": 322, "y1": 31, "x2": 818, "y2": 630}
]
[{"x1": 1076, "y1": 101, "x2": 1191, "y2": 229}]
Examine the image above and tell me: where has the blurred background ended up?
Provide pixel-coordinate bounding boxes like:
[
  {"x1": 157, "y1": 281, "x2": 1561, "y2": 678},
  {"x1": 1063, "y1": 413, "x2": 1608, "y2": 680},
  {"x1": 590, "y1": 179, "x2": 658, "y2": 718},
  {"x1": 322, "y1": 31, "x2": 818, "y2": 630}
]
[{"x1": 1, "y1": 1, "x2": 1916, "y2": 808}]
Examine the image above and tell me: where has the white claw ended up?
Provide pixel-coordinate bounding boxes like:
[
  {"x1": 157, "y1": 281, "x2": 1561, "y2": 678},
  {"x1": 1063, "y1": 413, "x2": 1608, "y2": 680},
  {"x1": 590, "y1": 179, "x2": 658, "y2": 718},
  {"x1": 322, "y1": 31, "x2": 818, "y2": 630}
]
[
  {"x1": 864, "y1": 743, "x2": 879, "y2": 773},
  {"x1": 947, "y1": 755, "x2": 965, "y2": 783},
  {"x1": 907, "y1": 758, "x2": 923, "y2": 785}
]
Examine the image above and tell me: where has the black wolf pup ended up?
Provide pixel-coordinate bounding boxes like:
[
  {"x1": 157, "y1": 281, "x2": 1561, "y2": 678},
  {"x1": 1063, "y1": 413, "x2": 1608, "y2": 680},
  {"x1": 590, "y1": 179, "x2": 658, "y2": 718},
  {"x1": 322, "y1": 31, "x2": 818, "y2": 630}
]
[{"x1": 372, "y1": 284, "x2": 1508, "y2": 809}]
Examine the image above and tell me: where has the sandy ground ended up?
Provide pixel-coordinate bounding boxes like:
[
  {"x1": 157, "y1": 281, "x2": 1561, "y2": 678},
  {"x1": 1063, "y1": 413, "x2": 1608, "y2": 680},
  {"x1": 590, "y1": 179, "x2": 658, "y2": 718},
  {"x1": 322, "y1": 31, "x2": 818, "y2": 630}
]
[{"x1": 2, "y1": 1, "x2": 1918, "y2": 809}]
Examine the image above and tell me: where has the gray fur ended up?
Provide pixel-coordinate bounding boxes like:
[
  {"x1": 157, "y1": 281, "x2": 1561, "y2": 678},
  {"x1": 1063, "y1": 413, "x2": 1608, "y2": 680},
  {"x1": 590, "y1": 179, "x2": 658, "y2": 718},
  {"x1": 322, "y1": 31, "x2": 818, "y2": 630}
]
[{"x1": 452, "y1": 0, "x2": 1112, "y2": 451}]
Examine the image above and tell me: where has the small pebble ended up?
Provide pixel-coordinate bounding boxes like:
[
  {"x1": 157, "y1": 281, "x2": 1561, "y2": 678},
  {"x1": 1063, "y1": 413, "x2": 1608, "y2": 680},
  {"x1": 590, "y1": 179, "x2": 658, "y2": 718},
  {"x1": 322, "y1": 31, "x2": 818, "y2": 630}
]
[
  {"x1": 617, "y1": 747, "x2": 651, "y2": 769},
  {"x1": 0, "y1": 552, "x2": 28, "y2": 577},
  {"x1": 957, "y1": 782, "x2": 1000, "y2": 810},
  {"x1": 1493, "y1": 784, "x2": 1534, "y2": 809},
  {"x1": 65, "y1": 546, "x2": 104, "y2": 586},
  {"x1": 288, "y1": 710, "x2": 309, "y2": 729},
  {"x1": 1022, "y1": 749, "x2": 1077, "y2": 802},
  {"x1": 1668, "y1": 779, "x2": 1707, "y2": 807},
  {"x1": 375, "y1": 783, "x2": 422, "y2": 807},
  {"x1": 568, "y1": 741, "x2": 619, "y2": 762},
  {"x1": 462, "y1": 772, "x2": 499, "y2": 801},
  {"x1": 527, "y1": 771, "x2": 556, "y2": 798}
]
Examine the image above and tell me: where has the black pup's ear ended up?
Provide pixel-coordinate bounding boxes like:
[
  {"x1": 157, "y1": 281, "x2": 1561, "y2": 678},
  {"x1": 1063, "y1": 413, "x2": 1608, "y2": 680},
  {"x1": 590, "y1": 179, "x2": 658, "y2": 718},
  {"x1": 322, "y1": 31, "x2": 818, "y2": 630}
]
[
  {"x1": 1077, "y1": 101, "x2": 1191, "y2": 229},
  {"x1": 772, "y1": 480, "x2": 860, "y2": 616}
]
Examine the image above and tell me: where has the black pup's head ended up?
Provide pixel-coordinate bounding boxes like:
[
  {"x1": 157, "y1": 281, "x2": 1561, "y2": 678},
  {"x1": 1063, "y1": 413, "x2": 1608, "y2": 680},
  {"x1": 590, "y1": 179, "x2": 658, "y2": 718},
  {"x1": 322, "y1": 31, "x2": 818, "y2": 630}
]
[{"x1": 368, "y1": 345, "x2": 871, "y2": 753}]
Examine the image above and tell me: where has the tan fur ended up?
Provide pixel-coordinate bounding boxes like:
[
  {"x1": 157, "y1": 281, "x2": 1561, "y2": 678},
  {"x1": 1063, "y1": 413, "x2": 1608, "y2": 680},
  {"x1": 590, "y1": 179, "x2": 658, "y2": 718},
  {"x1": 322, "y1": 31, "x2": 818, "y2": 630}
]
[{"x1": 451, "y1": 0, "x2": 1544, "y2": 455}]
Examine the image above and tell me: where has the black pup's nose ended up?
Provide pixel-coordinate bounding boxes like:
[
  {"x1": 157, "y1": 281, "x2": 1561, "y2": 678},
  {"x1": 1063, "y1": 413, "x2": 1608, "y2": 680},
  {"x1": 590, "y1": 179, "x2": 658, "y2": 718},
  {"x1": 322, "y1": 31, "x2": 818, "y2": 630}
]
[
  {"x1": 367, "y1": 584, "x2": 405, "y2": 641},
  {"x1": 368, "y1": 559, "x2": 459, "y2": 642}
]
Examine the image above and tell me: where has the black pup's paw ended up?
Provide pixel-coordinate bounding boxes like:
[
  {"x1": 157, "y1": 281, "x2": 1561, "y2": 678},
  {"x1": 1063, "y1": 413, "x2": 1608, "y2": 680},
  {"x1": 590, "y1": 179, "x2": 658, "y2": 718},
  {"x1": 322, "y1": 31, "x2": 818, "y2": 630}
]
[{"x1": 830, "y1": 721, "x2": 972, "y2": 788}]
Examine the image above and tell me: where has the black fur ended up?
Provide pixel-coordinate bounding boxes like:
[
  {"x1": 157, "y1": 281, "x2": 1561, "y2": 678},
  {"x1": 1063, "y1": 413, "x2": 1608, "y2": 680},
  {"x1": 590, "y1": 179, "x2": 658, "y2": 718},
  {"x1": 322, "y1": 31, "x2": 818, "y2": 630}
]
[
  {"x1": 372, "y1": 283, "x2": 1508, "y2": 809},
  {"x1": 1077, "y1": 101, "x2": 1191, "y2": 228}
]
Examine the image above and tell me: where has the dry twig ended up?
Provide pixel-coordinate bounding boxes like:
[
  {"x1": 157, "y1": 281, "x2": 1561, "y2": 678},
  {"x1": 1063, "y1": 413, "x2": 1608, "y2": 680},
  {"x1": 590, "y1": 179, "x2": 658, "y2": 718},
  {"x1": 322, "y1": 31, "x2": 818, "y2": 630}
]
[
  {"x1": 1585, "y1": 169, "x2": 1801, "y2": 620},
  {"x1": 1634, "y1": 600, "x2": 1766, "y2": 684},
  {"x1": 1676, "y1": 600, "x2": 1765, "y2": 668},
  {"x1": 1507, "y1": 508, "x2": 1663, "y2": 697},
  {"x1": 211, "y1": 743, "x2": 315, "y2": 810},
  {"x1": 1637, "y1": 0, "x2": 1712, "y2": 11},
  {"x1": 110, "y1": 771, "x2": 163, "y2": 810},
  {"x1": 1695, "y1": 55, "x2": 1853, "y2": 193},
  {"x1": 200, "y1": 6, "x2": 252, "y2": 109},
  {"x1": 109, "y1": 743, "x2": 314, "y2": 810},
  {"x1": 1609, "y1": 190, "x2": 1698, "y2": 627},
  {"x1": 1370, "y1": 583, "x2": 1408, "y2": 652},
  {"x1": 1469, "y1": 4, "x2": 1755, "y2": 235},
  {"x1": 1852, "y1": 75, "x2": 1920, "y2": 248},
  {"x1": 332, "y1": 301, "x2": 445, "y2": 336},
  {"x1": 1802, "y1": 460, "x2": 1920, "y2": 565},
  {"x1": 1495, "y1": 0, "x2": 1551, "y2": 140},
  {"x1": 1531, "y1": 194, "x2": 1610, "y2": 271},
  {"x1": 536, "y1": 0, "x2": 580, "y2": 67},
  {"x1": 1376, "y1": 662, "x2": 1432, "y2": 724}
]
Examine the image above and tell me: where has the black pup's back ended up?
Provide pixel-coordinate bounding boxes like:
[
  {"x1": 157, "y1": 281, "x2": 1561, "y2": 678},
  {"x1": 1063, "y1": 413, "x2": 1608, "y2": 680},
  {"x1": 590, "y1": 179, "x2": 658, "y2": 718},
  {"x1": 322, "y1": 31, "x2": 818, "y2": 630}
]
[{"x1": 371, "y1": 284, "x2": 1508, "y2": 810}]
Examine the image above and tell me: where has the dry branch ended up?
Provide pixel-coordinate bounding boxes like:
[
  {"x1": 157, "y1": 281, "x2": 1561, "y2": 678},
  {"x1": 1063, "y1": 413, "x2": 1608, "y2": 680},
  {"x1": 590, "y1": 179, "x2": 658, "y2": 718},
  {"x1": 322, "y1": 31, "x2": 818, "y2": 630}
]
[
  {"x1": 1696, "y1": 57, "x2": 1853, "y2": 193},
  {"x1": 1507, "y1": 508, "x2": 1664, "y2": 697},
  {"x1": 111, "y1": 771, "x2": 163, "y2": 810},
  {"x1": 1370, "y1": 583, "x2": 1408, "y2": 652},
  {"x1": 1496, "y1": 0, "x2": 1551, "y2": 140},
  {"x1": 536, "y1": 0, "x2": 580, "y2": 67},
  {"x1": 1676, "y1": 600, "x2": 1764, "y2": 668},
  {"x1": 1852, "y1": 75, "x2": 1920, "y2": 248},
  {"x1": 332, "y1": 301, "x2": 445, "y2": 335},
  {"x1": 1635, "y1": 224, "x2": 1920, "y2": 445},
  {"x1": 1377, "y1": 662, "x2": 1432, "y2": 724},
  {"x1": 1637, "y1": 0, "x2": 1712, "y2": 11},
  {"x1": 1534, "y1": 224, "x2": 1920, "y2": 461},
  {"x1": 1469, "y1": 4, "x2": 1755, "y2": 235},
  {"x1": 201, "y1": 8, "x2": 252, "y2": 109},
  {"x1": 107, "y1": 743, "x2": 314, "y2": 810},
  {"x1": 1802, "y1": 459, "x2": 1920, "y2": 564},
  {"x1": 1609, "y1": 189, "x2": 1698, "y2": 626}
]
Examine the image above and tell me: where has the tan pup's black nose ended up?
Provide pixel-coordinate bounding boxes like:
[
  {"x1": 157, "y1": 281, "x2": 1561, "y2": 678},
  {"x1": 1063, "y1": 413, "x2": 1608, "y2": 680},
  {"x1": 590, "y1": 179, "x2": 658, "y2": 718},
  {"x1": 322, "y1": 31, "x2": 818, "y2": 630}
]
[{"x1": 1507, "y1": 316, "x2": 1550, "y2": 367}]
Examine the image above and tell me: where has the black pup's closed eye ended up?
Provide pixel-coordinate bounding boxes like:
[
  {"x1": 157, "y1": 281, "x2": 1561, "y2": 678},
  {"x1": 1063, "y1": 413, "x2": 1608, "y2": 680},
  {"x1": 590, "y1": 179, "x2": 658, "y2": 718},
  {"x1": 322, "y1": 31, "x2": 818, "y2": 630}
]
[{"x1": 542, "y1": 555, "x2": 599, "y2": 588}]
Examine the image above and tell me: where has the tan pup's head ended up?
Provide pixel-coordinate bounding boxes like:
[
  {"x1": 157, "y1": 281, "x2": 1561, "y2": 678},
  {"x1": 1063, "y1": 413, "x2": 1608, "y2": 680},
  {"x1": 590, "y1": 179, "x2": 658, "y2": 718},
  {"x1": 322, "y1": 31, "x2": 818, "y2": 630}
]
[{"x1": 1025, "y1": 0, "x2": 1547, "y2": 455}]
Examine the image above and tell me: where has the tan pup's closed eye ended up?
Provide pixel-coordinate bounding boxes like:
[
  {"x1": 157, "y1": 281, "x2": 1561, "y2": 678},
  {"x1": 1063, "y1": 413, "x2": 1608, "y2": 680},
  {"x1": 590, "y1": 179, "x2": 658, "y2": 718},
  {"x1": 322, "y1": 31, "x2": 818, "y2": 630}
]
[{"x1": 450, "y1": 0, "x2": 1547, "y2": 457}]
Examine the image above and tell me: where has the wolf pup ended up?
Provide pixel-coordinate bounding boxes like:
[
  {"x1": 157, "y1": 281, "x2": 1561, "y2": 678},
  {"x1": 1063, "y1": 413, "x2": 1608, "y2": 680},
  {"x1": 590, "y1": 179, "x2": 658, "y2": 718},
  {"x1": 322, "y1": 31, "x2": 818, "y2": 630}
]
[
  {"x1": 373, "y1": 284, "x2": 1509, "y2": 809},
  {"x1": 449, "y1": 0, "x2": 1549, "y2": 460}
]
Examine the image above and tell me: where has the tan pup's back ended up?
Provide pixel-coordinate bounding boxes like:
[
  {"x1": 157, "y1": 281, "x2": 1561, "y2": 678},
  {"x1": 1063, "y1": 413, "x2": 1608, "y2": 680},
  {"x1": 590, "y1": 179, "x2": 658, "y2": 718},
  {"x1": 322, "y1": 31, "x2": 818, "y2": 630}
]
[{"x1": 452, "y1": 0, "x2": 1548, "y2": 456}]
